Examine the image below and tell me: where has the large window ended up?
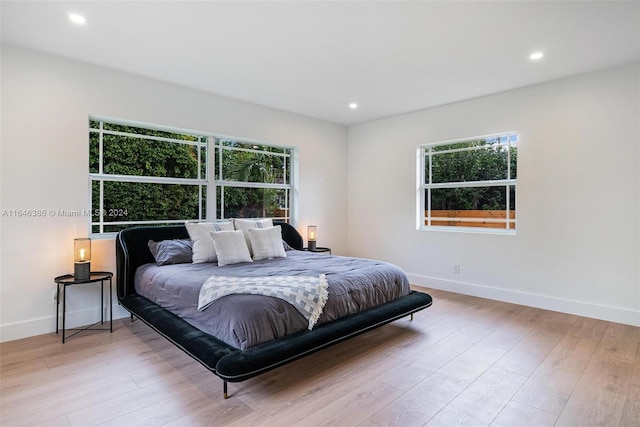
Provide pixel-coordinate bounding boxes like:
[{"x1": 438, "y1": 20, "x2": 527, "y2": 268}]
[
  {"x1": 418, "y1": 132, "x2": 517, "y2": 232},
  {"x1": 89, "y1": 118, "x2": 293, "y2": 236}
]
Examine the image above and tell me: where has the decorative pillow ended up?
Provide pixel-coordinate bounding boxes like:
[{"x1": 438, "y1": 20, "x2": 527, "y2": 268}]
[
  {"x1": 147, "y1": 239, "x2": 193, "y2": 266},
  {"x1": 185, "y1": 221, "x2": 234, "y2": 263},
  {"x1": 249, "y1": 226, "x2": 287, "y2": 261},
  {"x1": 210, "y1": 230, "x2": 253, "y2": 266},
  {"x1": 233, "y1": 218, "x2": 274, "y2": 255}
]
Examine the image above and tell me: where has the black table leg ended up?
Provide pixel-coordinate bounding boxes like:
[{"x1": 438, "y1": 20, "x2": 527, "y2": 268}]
[
  {"x1": 62, "y1": 284, "x2": 66, "y2": 343},
  {"x1": 100, "y1": 279, "x2": 104, "y2": 324},
  {"x1": 55, "y1": 283, "x2": 60, "y2": 334},
  {"x1": 109, "y1": 278, "x2": 113, "y2": 332}
]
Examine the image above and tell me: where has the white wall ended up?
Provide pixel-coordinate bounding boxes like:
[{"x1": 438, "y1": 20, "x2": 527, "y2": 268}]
[
  {"x1": 348, "y1": 63, "x2": 640, "y2": 326},
  {"x1": 2, "y1": 45, "x2": 638, "y2": 343},
  {"x1": 0, "y1": 45, "x2": 348, "y2": 342}
]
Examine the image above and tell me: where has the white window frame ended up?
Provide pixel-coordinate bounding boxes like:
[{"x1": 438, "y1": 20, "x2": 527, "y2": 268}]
[
  {"x1": 212, "y1": 138, "x2": 294, "y2": 222},
  {"x1": 417, "y1": 132, "x2": 517, "y2": 234},
  {"x1": 89, "y1": 117, "x2": 296, "y2": 237}
]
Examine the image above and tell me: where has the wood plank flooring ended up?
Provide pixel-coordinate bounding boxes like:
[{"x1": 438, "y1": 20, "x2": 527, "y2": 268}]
[{"x1": 1, "y1": 287, "x2": 639, "y2": 426}]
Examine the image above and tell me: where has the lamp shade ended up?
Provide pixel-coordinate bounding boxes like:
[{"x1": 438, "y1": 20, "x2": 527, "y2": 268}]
[
  {"x1": 307, "y1": 226, "x2": 317, "y2": 251},
  {"x1": 74, "y1": 238, "x2": 91, "y2": 262},
  {"x1": 307, "y1": 226, "x2": 317, "y2": 241}
]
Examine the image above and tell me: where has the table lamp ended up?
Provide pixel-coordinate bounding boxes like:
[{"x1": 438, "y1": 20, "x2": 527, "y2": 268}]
[
  {"x1": 307, "y1": 225, "x2": 317, "y2": 251},
  {"x1": 74, "y1": 238, "x2": 91, "y2": 280}
]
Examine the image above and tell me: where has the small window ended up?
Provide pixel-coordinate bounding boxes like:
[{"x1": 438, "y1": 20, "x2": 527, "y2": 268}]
[
  {"x1": 418, "y1": 132, "x2": 517, "y2": 233},
  {"x1": 89, "y1": 118, "x2": 208, "y2": 235}
]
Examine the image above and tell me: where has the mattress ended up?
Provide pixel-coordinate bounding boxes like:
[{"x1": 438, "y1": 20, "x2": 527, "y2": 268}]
[{"x1": 135, "y1": 250, "x2": 410, "y2": 350}]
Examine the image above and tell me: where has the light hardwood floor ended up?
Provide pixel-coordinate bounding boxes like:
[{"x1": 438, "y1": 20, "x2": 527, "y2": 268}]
[{"x1": 1, "y1": 287, "x2": 639, "y2": 426}]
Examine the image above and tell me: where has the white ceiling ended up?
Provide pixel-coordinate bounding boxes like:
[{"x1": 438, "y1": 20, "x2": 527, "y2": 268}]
[{"x1": 2, "y1": 1, "x2": 639, "y2": 126}]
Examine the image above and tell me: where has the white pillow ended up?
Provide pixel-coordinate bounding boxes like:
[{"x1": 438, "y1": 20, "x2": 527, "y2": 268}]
[
  {"x1": 249, "y1": 226, "x2": 287, "y2": 261},
  {"x1": 185, "y1": 221, "x2": 234, "y2": 263},
  {"x1": 233, "y1": 218, "x2": 274, "y2": 255},
  {"x1": 210, "y1": 230, "x2": 253, "y2": 266}
]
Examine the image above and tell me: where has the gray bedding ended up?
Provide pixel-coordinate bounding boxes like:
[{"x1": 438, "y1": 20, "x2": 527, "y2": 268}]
[{"x1": 135, "y1": 250, "x2": 410, "y2": 350}]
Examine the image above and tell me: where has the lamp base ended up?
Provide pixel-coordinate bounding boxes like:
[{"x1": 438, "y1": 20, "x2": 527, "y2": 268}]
[
  {"x1": 74, "y1": 262, "x2": 91, "y2": 280},
  {"x1": 308, "y1": 241, "x2": 317, "y2": 251}
]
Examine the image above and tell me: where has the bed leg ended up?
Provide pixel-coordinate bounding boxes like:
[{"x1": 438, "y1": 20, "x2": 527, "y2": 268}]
[
  {"x1": 410, "y1": 313, "x2": 414, "y2": 321},
  {"x1": 223, "y1": 381, "x2": 228, "y2": 399}
]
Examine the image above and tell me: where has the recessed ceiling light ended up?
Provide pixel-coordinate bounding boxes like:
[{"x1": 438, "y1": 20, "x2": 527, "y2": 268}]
[
  {"x1": 529, "y1": 52, "x2": 544, "y2": 61},
  {"x1": 68, "y1": 13, "x2": 87, "y2": 25},
  {"x1": 349, "y1": 102, "x2": 358, "y2": 109}
]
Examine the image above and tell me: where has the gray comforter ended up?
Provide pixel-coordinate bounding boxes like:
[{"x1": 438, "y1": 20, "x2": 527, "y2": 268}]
[{"x1": 135, "y1": 250, "x2": 410, "y2": 350}]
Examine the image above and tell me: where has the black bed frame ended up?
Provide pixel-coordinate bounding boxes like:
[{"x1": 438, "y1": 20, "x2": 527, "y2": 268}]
[{"x1": 115, "y1": 222, "x2": 433, "y2": 398}]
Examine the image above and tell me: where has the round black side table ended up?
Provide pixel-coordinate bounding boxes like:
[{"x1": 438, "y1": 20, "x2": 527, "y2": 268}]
[
  {"x1": 54, "y1": 271, "x2": 113, "y2": 343},
  {"x1": 303, "y1": 247, "x2": 332, "y2": 255}
]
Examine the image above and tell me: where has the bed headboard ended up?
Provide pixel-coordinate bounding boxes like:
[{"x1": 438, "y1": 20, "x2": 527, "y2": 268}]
[{"x1": 115, "y1": 221, "x2": 303, "y2": 300}]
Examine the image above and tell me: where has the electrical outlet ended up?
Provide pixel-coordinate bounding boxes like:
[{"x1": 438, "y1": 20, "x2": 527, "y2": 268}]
[{"x1": 453, "y1": 264, "x2": 461, "y2": 274}]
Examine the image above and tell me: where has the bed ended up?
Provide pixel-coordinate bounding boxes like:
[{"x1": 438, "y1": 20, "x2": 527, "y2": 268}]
[{"x1": 116, "y1": 221, "x2": 433, "y2": 398}]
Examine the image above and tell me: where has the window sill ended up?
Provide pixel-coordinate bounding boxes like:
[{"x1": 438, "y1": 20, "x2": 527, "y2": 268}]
[
  {"x1": 418, "y1": 226, "x2": 516, "y2": 236},
  {"x1": 89, "y1": 232, "x2": 118, "y2": 240}
]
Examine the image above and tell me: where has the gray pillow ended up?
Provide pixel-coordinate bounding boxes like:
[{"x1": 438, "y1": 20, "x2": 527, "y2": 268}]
[{"x1": 148, "y1": 239, "x2": 193, "y2": 266}]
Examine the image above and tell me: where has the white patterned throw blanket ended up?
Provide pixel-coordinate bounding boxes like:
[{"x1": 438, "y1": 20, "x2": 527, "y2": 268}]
[{"x1": 197, "y1": 275, "x2": 329, "y2": 330}]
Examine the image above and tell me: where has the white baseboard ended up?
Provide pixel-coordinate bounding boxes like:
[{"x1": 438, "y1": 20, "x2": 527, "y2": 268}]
[
  {"x1": 0, "y1": 304, "x2": 130, "y2": 343},
  {"x1": 408, "y1": 273, "x2": 640, "y2": 327}
]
